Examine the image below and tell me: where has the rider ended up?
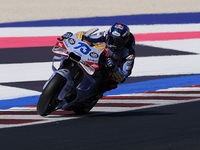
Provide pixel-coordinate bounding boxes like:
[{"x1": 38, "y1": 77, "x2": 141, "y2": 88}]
[
  {"x1": 83, "y1": 23, "x2": 135, "y2": 92},
  {"x1": 62, "y1": 23, "x2": 135, "y2": 93}
]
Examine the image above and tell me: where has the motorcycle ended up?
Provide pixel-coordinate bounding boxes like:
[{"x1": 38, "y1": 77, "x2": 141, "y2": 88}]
[{"x1": 37, "y1": 28, "x2": 108, "y2": 116}]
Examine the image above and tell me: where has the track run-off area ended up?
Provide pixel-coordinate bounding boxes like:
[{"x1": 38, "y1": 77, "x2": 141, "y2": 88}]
[{"x1": 0, "y1": 13, "x2": 200, "y2": 129}]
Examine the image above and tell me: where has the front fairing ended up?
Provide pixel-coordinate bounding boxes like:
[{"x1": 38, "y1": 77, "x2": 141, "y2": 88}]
[{"x1": 52, "y1": 32, "x2": 106, "y2": 75}]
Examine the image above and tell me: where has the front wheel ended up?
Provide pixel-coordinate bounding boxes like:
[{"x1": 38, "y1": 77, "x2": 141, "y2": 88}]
[{"x1": 37, "y1": 74, "x2": 67, "y2": 116}]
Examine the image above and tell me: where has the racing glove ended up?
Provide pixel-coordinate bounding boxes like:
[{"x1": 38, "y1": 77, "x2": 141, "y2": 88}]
[
  {"x1": 105, "y1": 57, "x2": 117, "y2": 71},
  {"x1": 62, "y1": 32, "x2": 73, "y2": 39},
  {"x1": 58, "y1": 32, "x2": 73, "y2": 41}
]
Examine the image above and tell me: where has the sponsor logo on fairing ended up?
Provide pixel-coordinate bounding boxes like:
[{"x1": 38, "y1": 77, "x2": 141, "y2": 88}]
[
  {"x1": 58, "y1": 42, "x2": 63, "y2": 47},
  {"x1": 68, "y1": 38, "x2": 76, "y2": 45},
  {"x1": 91, "y1": 63, "x2": 99, "y2": 69},
  {"x1": 94, "y1": 44, "x2": 106, "y2": 51},
  {"x1": 88, "y1": 58, "x2": 98, "y2": 62},
  {"x1": 90, "y1": 52, "x2": 98, "y2": 58}
]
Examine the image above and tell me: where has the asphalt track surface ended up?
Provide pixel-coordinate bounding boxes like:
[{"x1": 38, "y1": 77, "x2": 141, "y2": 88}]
[
  {"x1": 0, "y1": 101, "x2": 200, "y2": 150},
  {"x1": 0, "y1": 44, "x2": 200, "y2": 149},
  {"x1": 1, "y1": 12, "x2": 200, "y2": 150}
]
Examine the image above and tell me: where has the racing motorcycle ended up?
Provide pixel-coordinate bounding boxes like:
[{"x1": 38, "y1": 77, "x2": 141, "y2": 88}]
[{"x1": 37, "y1": 28, "x2": 109, "y2": 116}]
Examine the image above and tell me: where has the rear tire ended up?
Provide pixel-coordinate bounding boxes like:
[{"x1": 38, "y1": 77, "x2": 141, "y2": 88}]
[
  {"x1": 73, "y1": 98, "x2": 98, "y2": 114},
  {"x1": 37, "y1": 74, "x2": 67, "y2": 116}
]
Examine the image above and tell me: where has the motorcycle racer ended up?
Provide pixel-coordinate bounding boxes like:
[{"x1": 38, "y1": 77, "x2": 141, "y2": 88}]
[
  {"x1": 60, "y1": 22, "x2": 135, "y2": 101},
  {"x1": 81, "y1": 23, "x2": 136, "y2": 92},
  {"x1": 37, "y1": 23, "x2": 136, "y2": 115},
  {"x1": 62, "y1": 23, "x2": 135, "y2": 92}
]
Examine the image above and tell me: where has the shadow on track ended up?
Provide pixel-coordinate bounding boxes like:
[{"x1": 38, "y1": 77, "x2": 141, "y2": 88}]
[
  {"x1": 88, "y1": 110, "x2": 174, "y2": 118},
  {"x1": 0, "y1": 101, "x2": 200, "y2": 150}
]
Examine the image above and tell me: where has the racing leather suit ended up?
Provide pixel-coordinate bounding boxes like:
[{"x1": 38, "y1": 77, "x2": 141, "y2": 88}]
[{"x1": 82, "y1": 30, "x2": 136, "y2": 92}]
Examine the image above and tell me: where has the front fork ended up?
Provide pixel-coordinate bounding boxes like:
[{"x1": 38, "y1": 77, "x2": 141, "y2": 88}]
[
  {"x1": 43, "y1": 69, "x2": 74, "y2": 101},
  {"x1": 56, "y1": 69, "x2": 74, "y2": 100},
  {"x1": 43, "y1": 56, "x2": 74, "y2": 101}
]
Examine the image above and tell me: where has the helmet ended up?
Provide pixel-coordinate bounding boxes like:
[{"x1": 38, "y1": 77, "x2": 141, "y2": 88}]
[{"x1": 106, "y1": 23, "x2": 130, "y2": 51}]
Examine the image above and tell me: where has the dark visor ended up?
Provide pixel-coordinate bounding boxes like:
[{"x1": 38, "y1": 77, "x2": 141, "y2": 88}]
[{"x1": 107, "y1": 36, "x2": 127, "y2": 49}]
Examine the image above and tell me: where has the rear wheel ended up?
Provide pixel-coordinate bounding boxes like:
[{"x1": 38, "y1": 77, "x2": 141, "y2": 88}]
[
  {"x1": 73, "y1": 98, "x2": 99, "y2": 114},
  {"x1": 37, "y1": 74, "x2": 67, "y2": 116}
]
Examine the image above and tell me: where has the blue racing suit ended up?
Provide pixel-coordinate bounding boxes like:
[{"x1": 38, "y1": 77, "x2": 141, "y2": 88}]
[{"x1": 82, "y1": 30, "x2": 136, "y2": 92}]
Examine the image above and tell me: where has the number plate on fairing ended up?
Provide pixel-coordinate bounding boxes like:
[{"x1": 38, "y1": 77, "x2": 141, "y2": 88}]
[{"x1": 64, "y1": 32, "x2": 106, "y2": 64}]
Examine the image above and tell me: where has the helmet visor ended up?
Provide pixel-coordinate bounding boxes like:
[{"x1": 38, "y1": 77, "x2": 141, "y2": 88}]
[{"x1": 107, "y1": 35, "x2": 127, "y2": 50}]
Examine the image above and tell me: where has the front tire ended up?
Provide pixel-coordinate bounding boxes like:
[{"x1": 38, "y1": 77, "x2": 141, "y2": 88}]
[{"x1": 37, "y1": 74, "x2": 67, "y2": 116}]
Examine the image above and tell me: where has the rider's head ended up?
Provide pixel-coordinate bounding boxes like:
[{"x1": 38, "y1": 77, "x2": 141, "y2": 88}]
[{"x1": 106, "y1": 23, "x2": 130, "y2": 52}]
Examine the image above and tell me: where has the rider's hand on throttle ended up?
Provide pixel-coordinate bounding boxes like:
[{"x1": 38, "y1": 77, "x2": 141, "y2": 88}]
[
  {"x1": 106, "y1": 58, "x2": 117, "y2": 71},
  {"x1": 62, "y1": 32, "x2": 73, "y2": 39}
]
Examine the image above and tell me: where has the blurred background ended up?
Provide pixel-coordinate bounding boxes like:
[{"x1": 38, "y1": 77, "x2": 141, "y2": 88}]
[{"x1": 0, "y1": 0, "x2": 200, "y2": 23}]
